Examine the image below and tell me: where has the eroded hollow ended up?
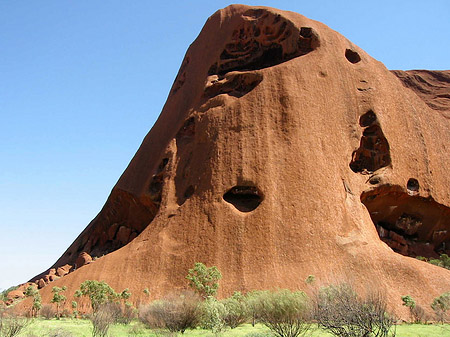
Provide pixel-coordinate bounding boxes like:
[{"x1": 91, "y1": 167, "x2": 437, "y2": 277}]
[
  {"x1": 361, "y1": 185, "x2": 450, "y2": 259},
  {"x1": 204, "y1": 72, "x2": 263, "y2": 99},
  {"x1": 345, "y1": 49, "x2": 361, "y2": 64},
  {"x1": 208, "y1": 9, "x2": 319, "y2": 76},
  {"x1": 350, "y1": 111, "x2": 391, "y2": 174},
  {"x1": 223, "y1": 186, "x2": 263, "y2": 212}
]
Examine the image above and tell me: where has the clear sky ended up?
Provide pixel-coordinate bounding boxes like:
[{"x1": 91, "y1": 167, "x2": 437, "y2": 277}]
[{"x1": 1, "y1": 1, "x2": 449, "y2": 291}]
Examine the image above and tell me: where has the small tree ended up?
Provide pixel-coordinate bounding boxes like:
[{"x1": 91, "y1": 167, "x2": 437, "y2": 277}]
[
  {"x1": 51, "y1": 286, "x2": 67, "y2": 319},
  {"x1": 71, "y1": 301, "x2": 78, "y2": 318},
  {"x1": 431, "y1": 292, "x2": 450, "y2": 323},
  {"x1": 401, "y1": 295, "x2": 424, "y2": 323},
  {"x1": 186, "y1": 263, "x2": 222, "y2": 298},
  {"x1": 75, "y1": 280, "x2": 119, "y2": 313},
  {"x1": 24, "y1": 286, "x2": 41, "y2": 317},
  {"x1": 315, "y1": 284, "x2": 396, "y2": 337}
]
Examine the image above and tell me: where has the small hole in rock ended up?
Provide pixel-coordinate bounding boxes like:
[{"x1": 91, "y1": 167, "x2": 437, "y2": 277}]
[
  {"x1": 345, "y1": 49, "x2": 361, "y2": 64},
  {"x1": 223, "y1": 186, "x2": 263, "y2": 212},
  {"x1": 300, "y1": 27, "x2": 312, "y2": 38},
  {"x1": 369, "y1": 176, "x2": 380, "y2": 185},
  {"x1": 407, "y1": 178, "x2": 419, "y2": 194},
  {"x1": 359, "y1": 110, "x2": 377, "y2": 127}
]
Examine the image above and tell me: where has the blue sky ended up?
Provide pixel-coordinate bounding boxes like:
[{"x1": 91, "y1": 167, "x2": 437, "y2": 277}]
[{"x1": 1, "y1": 1, "x2": 449, "y2": 291}]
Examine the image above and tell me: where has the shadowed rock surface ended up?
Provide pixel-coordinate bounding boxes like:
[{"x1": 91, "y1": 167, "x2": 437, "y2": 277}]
[{"x1": 25, "y1": 5, "x2": 449, "y2": 318}]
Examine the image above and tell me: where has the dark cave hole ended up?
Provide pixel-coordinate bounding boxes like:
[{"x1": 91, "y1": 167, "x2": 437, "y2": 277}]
[
  {"x1": 407, "y1": 178, "x2": 419, "y2": 195},
  {"x1": 345, "y1": 49, "x2": 361, "y2": 64},
  {"x1": 361, "y1": 186, "x2": 450, "y2": 259},
  {"x1": 359, "y1": 110, "x2": 377, "y2": 127},
  {"x1": 350, "y1": 110, "x2": 391, "y2": 174},
  {"x1": 223, "y1": 186, "x2": 263, "y2": 212}
]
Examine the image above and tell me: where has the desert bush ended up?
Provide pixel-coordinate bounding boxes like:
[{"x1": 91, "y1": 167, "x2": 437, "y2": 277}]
[
  {"x1": 431, "y1": 291, "x2": 450, "y2": 323},
  {"x1": 96, "y1": 301, "x2": 135, "y2": 325},
  {"x1": 221, "y1": 292, "x2": 249, "y2": 328},
  {"x1": 255, "y1": 289, "x2": 311, "y2": 337},
  {"x1": 139, "y1": 291, "x2": 201, "y2": 333},
  {"x1": 315, "y1": 284, "x2": 396, "y2": 337},
  {"x1": 91, "y1": 304, "x2": 115, "y2": 337},
  {"x1": 40, "y1": 304, "x2": 55, "y2": 319},
  {"x1": 0, "y1": 313, "x2": 30, "y2": 337},
  {"x1": 245, "y1": 290, "x2": 265, "y2": 327},
  {"x1": 186, "y1": 262, "x2": 222, "y2": 298},
  {"x1": 199, "y1": 296, "x2": 228, "y2": 335}
]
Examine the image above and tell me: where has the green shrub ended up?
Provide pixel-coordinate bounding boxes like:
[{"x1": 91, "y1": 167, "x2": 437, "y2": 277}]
[
  {"x1": 305, "y1": 275, "x2": 315, "y2": 285},
  {"x1": 255, "y1": 289, "x2": 311, "y2": 337},
  {"x1": 245, "y1": 290, "x2": 265, "y2": 327},
  {"x1": 431, "y1": 292, "x2": 450, "y2": 323},
  {"x1": 221, "y1": 292, "x2": 249, "y2": 328},
  {"x1": 199, "y1": 296, "x2": 228, "y2": 334}
]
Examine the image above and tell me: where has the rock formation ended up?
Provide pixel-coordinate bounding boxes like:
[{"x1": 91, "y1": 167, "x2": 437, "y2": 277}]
[{"x1": 25, "y1": 5, "x2": 449, "y2": 317}]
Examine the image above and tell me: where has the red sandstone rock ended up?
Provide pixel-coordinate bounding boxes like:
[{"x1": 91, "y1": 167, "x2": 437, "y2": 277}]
[
  {"x1": 391, "y1": 70, "x2": 450, "y2": 116},
  {"x1": 108, "y1": 223, "x2": 119, "y2": 241},
  {"x1": 28, "y1": 5, "x2": 450, "y2": 319},
  {"x1": 7, "y1": 289, "x2": 24, "y2": 300},
  {"x1": 116, "y1": 226, "x2": 131, "y2": 245},
  {"x1": 37, "y1": 278, "x2": 46, "y2": 289},
  {"x1": 75, "y1": 252, "x2": 92, "y2": 269},
  {"x1": 56, "y1": 264, "x2": 72, "y2": 277}
]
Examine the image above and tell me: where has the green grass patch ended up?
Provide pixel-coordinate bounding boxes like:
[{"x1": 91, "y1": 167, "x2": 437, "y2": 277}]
[{"x1": 17, "y1": 320, "x2": 450, "y2": 337}]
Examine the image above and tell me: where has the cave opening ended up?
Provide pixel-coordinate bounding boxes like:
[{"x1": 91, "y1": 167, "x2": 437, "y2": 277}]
[
  {"x1": 223, "y1": 186, "x2": 263, "y2": 212},
  {"x1": 361, "y1": 185, "x2": 450, "y2": 259},
  {"x1": 345, "y1": 48, "x2": 361, "y2": 64}
]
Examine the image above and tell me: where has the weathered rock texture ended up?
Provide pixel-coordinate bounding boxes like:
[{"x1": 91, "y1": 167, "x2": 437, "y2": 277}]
[{"x1": 29, "y1": 5, "x2": 450, "y2": 318}]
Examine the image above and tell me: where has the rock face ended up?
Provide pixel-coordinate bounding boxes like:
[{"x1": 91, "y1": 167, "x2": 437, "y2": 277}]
[
  {"x1": 392, "y1": 70, "x2": 450, "y2": 116},
  {"x1": 31, "y1": 5, "x2": 450, "y2": 317}
]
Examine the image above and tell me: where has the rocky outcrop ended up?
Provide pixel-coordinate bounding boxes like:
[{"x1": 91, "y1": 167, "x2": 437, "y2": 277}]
[
  {"x1": 29, "y1": 5, "x2": 450, "y2": 319},
  {"x1": 391, "y1": 70, "x2": 450, "y2": 116}
]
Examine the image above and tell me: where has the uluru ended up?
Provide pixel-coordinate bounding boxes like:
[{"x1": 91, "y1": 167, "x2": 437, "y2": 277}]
[{"x1": 6, "y1": 4, "x2": 450, "y2": 318}]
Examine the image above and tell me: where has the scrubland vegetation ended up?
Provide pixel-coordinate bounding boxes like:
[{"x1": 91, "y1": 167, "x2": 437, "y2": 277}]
[{"x1": 1, "y1": 263, "x2": 449, "y2": 337}]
